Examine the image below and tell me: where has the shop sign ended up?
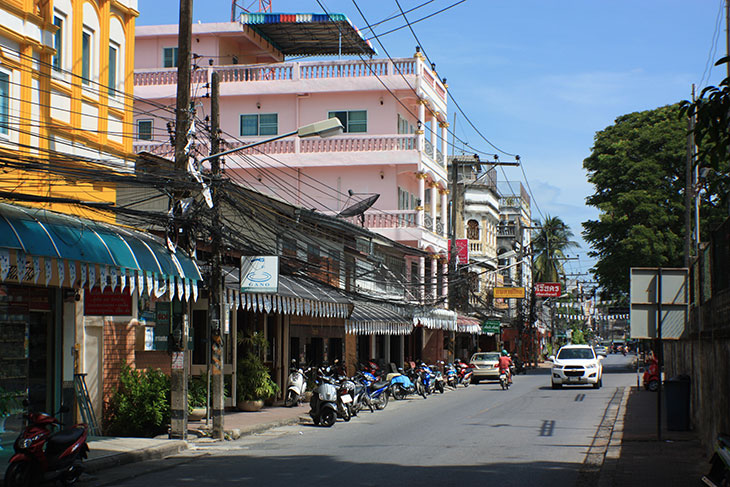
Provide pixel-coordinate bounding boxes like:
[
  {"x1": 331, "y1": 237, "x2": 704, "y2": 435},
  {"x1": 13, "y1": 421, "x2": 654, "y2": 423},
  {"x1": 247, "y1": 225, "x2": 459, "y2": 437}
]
[
  {"x1": 494, "y1": 287, "x2": 525, "y2": 299},
  {"x1": 84, "y1": 287, "x2": 132, "y2": 316},
  {"x1": 448, "y1": 239, "x2": 469, "y2": 264},
  {"x1": 482, "y1": 320, "x2": 501, "y2": 334},
  {"x1": 240, "y1": 256, "x2": 279, "y2": 293},
  {"x1": 535, "y1": 282, "x2": 561, "y2": 297}
]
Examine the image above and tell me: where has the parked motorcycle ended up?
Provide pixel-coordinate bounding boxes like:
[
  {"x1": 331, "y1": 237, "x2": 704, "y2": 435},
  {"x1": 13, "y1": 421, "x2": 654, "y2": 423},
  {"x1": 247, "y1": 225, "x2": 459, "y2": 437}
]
[
  {"x1": 284, "y1": 361, "x2": 307, "y2": 407},
  {"x1": 358, "y1": 371, "x2": 390, "y2": 410},
  {"x1": 309, "y1": 370, "x2": 339, "y2": 427},
  {"x1": 431, "y1": 366, "x2": 446, "y2": 394},
  {"x1": 702, "y1": 434, "x2": 730, "y2": 487},
  {"x1": 456, "y1": 360, "x2": 473, "y2": 387},
  {"x1": 4, "y1": 405, "x2": 89, "y2": 487},
  {"x1": 390, "y1": 372, "x2": 417, "y2": 400},
  {"x1": 419, "y1": 363, "x2": 435, "y2": 394},
  {"x1": 511, "y1": 354, "x2": 525, "y2": 375},
  {"x1": 443, "y1": 363, "x2": 458, "y2": 389},
  {"x1": 642, "y1": 356, "x2": 660, "y2": 392}
]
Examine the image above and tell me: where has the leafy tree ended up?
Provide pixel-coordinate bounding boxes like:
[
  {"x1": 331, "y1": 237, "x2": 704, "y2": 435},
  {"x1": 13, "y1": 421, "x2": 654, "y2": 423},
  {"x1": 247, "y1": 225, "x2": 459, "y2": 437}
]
[
  {"x1": 680, "y1": 57, "x2": 730, "y2": 233},
  {"x1": 582, "y1": 105, "x2": 687, "y2": 295},
  {"x1": 532, "y1": 215, "x2": 578, "y2": 283}
]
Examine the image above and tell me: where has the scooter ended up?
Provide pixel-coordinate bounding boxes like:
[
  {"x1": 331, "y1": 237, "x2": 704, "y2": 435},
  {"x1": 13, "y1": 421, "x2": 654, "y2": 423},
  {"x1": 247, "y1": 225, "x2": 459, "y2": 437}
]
[
  {"x1": 4, "y1": 405, "x2": 89, "y2": 487},
  {"x1": 389, "y1": 372, "x2": 416, "y2": 400},
  {"x1": 642, "y1": 356, "x2": 660, "y2": 392},
  {"x1": 499, "y1": 368, "x2": 510, "y2": 390},
  {"x1": 358, "y1": 371, "x2": 390, "y2": 410},
  {"x1": 284, "y1": 360, "x2": 307, "y2": 407},
  {"x1": 431, "y1": 366, "x2": 446, "y2": 394},
  {"x1": 702, "y1": 434, "x2": 730, "y2": 487},
  {"x1": 309, "y1": 371, "x2": 339, "y2": 427},
  {"x1": 444, "y1": 363, "x2": 458, "y2": 389},
  {"x1": 456, "y1": 360, "x2": 473, "y2": 387}
]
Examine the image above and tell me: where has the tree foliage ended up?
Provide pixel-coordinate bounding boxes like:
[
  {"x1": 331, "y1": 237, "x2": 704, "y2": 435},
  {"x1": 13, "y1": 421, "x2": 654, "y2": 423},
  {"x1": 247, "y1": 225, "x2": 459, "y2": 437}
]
[
  {"x1": 532, "y1": 215, "x2": 578, "y2": 283},
  {"x1": 104, "y1": 364, "x2": 171, "y2": 437},
  {"x1": 582, "y1": 105, "x2": 687, "y2": 295},
  {"x1": 680, "y1": 56, "x2": 730, "y2": 232}
]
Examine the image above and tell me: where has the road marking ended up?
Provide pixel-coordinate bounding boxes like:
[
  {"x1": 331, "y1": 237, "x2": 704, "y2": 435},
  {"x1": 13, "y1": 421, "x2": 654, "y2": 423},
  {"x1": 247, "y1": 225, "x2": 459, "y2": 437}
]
[
  {"x1": 575, "y1": 393, "x2": 586, "y2": 402},
  {"x1": 539, "y1": 420, "x2": 556, "y2": 437}
]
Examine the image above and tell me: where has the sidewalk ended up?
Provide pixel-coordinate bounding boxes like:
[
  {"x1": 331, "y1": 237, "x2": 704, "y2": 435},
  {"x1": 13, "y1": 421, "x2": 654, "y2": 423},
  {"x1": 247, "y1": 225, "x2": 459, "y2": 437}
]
[{"x1": 597, "y1": 385, "x2": 710, "y2": 486}]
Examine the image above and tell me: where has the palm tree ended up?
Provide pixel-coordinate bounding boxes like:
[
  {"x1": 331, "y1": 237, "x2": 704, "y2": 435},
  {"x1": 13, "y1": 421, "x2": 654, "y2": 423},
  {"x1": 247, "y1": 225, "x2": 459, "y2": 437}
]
[{"x1": 531, "y1": 215, "x2": 579, "y2": 283}]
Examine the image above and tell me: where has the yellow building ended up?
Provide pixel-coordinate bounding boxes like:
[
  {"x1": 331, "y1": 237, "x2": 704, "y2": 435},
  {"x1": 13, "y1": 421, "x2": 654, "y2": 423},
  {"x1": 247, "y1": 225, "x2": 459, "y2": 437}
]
[{"x1": 0, "y1": 0, "x2": 138, "y2": 219}]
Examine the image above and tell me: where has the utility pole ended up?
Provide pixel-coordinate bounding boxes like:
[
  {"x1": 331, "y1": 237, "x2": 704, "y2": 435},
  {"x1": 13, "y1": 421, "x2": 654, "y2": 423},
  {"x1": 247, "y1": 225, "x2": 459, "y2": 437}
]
[
  {"x1": 209, "y1": 71, "x2": 225, "y2": 440},
  {"x1": 170, "y1": 0, "x2": 193, "y2": 441},
  {"x1": 685, "y1": 85, "x2": 696, "y2": 267}
]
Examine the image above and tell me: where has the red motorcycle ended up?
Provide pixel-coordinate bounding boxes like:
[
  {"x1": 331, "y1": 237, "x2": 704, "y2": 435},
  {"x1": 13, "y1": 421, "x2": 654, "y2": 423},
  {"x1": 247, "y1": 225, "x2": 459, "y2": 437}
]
[
  {"x1": 4, "y1": 406, "x2": 89, "y2": 487},
  {"x1": 455, "y1": 360, "x2": 474, "y2": 387},
  {"x1": 642, "y1": 356, "x2": 660, "y2": 392}
]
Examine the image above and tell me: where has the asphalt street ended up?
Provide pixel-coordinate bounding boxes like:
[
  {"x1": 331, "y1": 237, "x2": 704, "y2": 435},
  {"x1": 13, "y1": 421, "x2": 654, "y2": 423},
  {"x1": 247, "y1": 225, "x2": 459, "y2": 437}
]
[{"x1": 86, "y1": 354, "x2": 636, "y2": 487}]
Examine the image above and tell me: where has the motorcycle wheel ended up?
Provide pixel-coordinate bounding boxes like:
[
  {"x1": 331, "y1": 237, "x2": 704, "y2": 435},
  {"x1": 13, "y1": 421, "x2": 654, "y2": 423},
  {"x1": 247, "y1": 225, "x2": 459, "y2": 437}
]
[
  {"x1": 375, "y1": 392, "x2": 389, "y2": 410},
  {"x1": 321, "y1": 408, "x2": 336, "y2": 427},
  {"x1": 341, "y1": 404, "x2": 351, "y2": 422},
  {"x1": 312, "y1": 414, "x2": 321, "y2": 426},
  {"x1": 500, "y1": 379, "x2": 506, "y2": 390},
  {"x1": 392, "y1": 387, "x2": 405, "y2": 401},
  {"x1": 62, "y1": 462, "x2": 84, "y2": 486},
  {"x1": 438, "y1": 383, "x2": 444, "y2": 394},
  {"x1": 4, "y1": 460, "x2": 35, "y2": 487},
  {"x1": 463, "y1": 377, "x2": 470, "y2": 388},
  {"x1": 285, "y1": 390, "x2": 298, "y2": 407},
  {"x1": 648, "y1": 380, "x2": 659, "y2": 392},
  {"x1": 418, "y1": 382, "x2": 427, "y2": 399}
]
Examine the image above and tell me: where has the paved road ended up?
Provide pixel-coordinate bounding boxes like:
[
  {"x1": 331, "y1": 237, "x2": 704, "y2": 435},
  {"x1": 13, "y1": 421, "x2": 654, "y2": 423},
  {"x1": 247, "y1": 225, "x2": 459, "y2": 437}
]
[{"x1": 89, "y1": 354, "x2": 637, "y2": 487}]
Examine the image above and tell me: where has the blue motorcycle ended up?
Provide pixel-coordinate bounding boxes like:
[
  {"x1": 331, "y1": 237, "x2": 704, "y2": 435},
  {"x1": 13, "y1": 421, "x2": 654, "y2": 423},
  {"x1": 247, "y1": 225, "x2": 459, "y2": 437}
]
[{"x1": 358, "y1": 371, "x2": 390, "y2": 410}]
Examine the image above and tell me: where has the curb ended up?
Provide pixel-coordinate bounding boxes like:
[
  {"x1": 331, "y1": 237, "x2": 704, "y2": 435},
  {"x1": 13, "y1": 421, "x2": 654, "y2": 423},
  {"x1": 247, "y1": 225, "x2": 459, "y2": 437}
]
[
  {"x1": 192, "y1": 414, "x2": 308, "y2": 443},
  {"x1": 84, "y1": 440, "x2": 188, "y2": 474}
]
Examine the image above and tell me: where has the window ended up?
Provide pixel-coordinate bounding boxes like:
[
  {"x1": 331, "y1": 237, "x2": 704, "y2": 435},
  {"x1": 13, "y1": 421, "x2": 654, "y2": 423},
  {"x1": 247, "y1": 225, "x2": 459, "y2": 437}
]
[
  {"x1": 467, "y1": 220, "x2": 480, "y2": 240},
  {"x1": 52, "y1": 15, "x2": 64, "y2": 71},
  {"x1": 328, "y1": 110, "x2": 367, "y2": 133},
  {"x1": 397, "y1": 114, "x2": 413, "y2": 134},
  {"x1": 108, "y1": 44, "x2": 118, "y2": 97},
  {"x1": 163, "y1": 47, "x2": 178, "y2": 68},
  {"x1": 0, "y1": 71, "x2": 8, "y2": 136},
  {"x1": 240, "y1": 113, "x2": 278, "y2": 136},
  {"x1": 81, "y1": 30, "x2": 91, "y2": 84},
  {"x1": 137, "y1": 120, "x2": 153, "y2": 140}
]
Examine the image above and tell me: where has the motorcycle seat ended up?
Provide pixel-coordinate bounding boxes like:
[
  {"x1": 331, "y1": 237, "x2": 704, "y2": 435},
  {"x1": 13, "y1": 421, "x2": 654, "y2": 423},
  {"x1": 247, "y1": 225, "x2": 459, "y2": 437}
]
[
  {"x1": 372, "y1": 381, "x2": 389, "y2": 390},
  {"x1": 47, "y1": 428, "x2": 84, "y2": 454}
]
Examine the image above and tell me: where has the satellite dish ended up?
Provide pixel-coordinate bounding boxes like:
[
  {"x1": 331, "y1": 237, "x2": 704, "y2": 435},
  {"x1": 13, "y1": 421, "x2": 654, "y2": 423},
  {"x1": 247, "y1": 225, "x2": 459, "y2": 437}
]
[{"x1": 338, "y1": 194, "x2": 379, "y2": 226}]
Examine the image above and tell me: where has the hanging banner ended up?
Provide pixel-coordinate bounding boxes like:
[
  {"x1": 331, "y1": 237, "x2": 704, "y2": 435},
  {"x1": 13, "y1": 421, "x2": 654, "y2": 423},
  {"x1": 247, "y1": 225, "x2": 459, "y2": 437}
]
[
  {"x1": 448, "y1": 239, "x2": 469, "y2": 264},
  {"x1": 240, "y1": 256, "x2": 279, "y2": 293}
]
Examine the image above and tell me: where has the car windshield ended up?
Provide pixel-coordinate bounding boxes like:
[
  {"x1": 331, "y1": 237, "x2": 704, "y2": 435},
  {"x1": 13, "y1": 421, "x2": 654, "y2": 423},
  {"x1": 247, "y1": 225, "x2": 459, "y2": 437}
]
[
  {"x1": 557, "y1": 348, "x2": 595, "y2": 360},
  {"x1": 471, "y1": 353, "x2": 500, "y2": 362}
]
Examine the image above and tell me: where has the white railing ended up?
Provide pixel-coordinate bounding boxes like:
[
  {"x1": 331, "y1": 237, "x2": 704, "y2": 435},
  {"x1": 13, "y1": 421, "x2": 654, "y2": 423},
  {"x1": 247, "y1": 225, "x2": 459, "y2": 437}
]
[
  {"x1": 469, "y1": 241, "x2": 483, "y2": 254},
  {"x1": 133, "y1": 58, "x2": 447, "y2": 100},
  {"x1": 342, "y1": 210, "x2": 418, "y2": 229}
]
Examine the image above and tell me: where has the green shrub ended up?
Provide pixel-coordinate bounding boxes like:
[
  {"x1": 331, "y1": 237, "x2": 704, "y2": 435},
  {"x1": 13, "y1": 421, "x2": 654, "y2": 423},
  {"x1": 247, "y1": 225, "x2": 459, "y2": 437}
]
[
  {"x1": 104, "y1": 364, "x2": 170, "y2": 437},
  {"x1": 188, "y1": 375, "x2": 208, "y2": 410},
  {"x1": 237, "y1": 354, "x2": 279, "y2": 402}
]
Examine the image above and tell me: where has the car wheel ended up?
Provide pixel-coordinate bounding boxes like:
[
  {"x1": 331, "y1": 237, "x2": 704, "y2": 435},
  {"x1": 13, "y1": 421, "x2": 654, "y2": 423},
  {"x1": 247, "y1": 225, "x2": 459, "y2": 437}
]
[
  {"x1": 552, "y1": 381, "x2": 562, "y2": 389},
  {"x1": 593, "y1": 380, "x2": 601, "y2": 389}
]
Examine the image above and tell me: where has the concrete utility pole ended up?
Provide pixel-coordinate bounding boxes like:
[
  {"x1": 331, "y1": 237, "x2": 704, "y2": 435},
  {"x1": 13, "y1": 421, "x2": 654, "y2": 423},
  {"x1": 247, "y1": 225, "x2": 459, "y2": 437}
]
[
  {"x1": 685, "y1": 85, "x2": 696, "y2": 267},
  {"x1": 209, "y1": 72, "x2": 225, "y2": 440},
  {"x1": 170, "y1": 0, "x2": 193, "y2": 441}
]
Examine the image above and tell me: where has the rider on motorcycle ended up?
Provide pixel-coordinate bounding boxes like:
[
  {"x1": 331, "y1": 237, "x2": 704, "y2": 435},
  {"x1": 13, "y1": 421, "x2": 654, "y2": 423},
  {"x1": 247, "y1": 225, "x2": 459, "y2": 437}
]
[{"x1": 497, "y1": 349, "x2": 513, "y2": 384}]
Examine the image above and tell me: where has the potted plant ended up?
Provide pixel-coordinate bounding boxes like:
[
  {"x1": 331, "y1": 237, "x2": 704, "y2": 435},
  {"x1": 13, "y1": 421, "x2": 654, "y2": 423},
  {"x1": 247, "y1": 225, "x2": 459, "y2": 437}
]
[
  {"x1": 236, "y1": 354, "x2": 279, "y2": 411},
  {"x1": 0, "y1": 387, "x2": 21, "y2": 434},
  {"x1": 188, "y1": 375, "x2": 208, "y2": 421}
]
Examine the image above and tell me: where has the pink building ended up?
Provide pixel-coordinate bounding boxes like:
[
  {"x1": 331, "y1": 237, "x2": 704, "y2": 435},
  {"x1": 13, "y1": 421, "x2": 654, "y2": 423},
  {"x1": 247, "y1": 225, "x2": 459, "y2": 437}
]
[{"x1": 133, "y1": 15, "x2": 451, "y2": 304}]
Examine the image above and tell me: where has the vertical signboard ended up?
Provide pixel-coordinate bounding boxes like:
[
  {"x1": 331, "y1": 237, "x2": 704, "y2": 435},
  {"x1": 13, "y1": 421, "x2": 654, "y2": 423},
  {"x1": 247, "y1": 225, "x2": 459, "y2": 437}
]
[{"x1": 630, "y1": 267, "x2": 688, "y2": 339}]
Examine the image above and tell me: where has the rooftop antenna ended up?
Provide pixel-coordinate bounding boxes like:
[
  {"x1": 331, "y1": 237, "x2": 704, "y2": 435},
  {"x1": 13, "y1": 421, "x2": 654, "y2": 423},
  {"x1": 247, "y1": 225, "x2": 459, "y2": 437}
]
[
  {"x1": 338, "y1": 190, "x2": 379, "y2": 227},
  {"x1": 232, "y1": 0, "x2": 272, "y2": 21}
]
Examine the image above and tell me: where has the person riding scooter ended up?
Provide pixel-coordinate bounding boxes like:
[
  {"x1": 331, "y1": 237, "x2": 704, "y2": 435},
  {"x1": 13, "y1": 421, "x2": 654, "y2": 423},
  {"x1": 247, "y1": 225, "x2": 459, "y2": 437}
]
[{"x1": 497, "y1": 350, "x2": 513, "y2": 384}]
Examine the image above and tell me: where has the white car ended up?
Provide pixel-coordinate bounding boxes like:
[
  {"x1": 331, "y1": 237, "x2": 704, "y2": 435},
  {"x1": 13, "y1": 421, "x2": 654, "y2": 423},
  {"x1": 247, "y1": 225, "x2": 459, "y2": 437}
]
[{"x1": 549, "y1": 345, "x2": 603, "y2": 389}]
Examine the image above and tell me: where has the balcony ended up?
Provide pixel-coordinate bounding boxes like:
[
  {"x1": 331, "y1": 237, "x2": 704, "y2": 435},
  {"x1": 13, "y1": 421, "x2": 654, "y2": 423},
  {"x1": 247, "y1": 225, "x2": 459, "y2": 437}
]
[
  {"x1": 469, "y1": 241, "x2": 483, "y2": 254},
  {"x1": 337, "y1": 210, "x2": 447, "y2": 250},
  {"x1": 134, "y1": 58, "x2": 447, "y2": 106},
  {"x1": 497, "y1": 226, "x2": 516, "y2": 238}
]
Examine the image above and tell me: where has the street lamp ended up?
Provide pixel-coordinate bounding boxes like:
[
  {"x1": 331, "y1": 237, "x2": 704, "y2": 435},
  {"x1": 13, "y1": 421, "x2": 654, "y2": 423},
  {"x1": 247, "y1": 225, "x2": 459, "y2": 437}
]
[
  {"x1": 203, "y1": 115, "x2": 343, "y2": 440},
  {"x1": 199, "y1": 117, "x2": 344, "y2": 164}
]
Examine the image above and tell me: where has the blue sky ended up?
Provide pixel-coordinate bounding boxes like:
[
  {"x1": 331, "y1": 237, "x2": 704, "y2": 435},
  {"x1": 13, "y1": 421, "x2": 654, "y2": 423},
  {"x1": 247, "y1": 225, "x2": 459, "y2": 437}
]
[{"x1": 138, "y1": 0, "x2": 727, "y2": 279}]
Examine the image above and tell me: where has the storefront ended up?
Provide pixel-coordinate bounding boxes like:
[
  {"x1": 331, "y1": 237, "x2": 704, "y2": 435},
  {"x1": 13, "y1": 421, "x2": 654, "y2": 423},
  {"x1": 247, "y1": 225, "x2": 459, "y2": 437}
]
[{"x1": 0, "y1": 202, "x2": 200, "y2": 455}]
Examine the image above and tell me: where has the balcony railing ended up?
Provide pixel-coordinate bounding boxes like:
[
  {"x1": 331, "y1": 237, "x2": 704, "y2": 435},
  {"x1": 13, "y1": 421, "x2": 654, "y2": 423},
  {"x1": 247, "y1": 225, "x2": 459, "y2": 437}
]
[
  {"x1": 341, "y1": 210, "x2": 418, "y2": 229},
  {"x1": 469, "y1": 241, "x2": 483, "y2": 254},
  {"x1": 133, "y1": 57, "x2": 448, "y2": 96},
  {"x1": 498, "y1": 226, "x2": 516, "y2": 237},
  {"x1": 134, "y1": 134, "x2": 417, "y2": 157}
]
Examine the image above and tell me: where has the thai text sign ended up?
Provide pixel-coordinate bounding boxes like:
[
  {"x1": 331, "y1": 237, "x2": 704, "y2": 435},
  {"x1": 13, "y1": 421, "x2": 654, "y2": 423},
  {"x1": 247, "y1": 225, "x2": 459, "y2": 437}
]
[
  {"x1": 240, "y1": 256, "x2": 279, "y2": 293},
  {"x1": 448, "y1": 239, "x2": 469, "y2": 264},
  {"x1": 535, "y1": 282, "x2": 561, "y2": 297},
  {"x1": 482, "y1": 320, "x2": 501, "y2": 334},
  {"x1": 494, "y1": 287, "x2": 525, "y2": 299},
  {"x1": 84, "y1": 287, "x2": 132, "y2": 316}
]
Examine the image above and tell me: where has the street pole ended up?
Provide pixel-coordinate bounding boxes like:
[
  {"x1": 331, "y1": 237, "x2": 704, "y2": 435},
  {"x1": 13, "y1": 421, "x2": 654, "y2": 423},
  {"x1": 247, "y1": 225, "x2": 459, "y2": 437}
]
[
  {"x1": 448, "y1": 155, "x2": 460, "y2": 362},
  {"x1": 657, "y1": 267, "x2": 663, "y2": 441},
  {"x1": 209, "y1": 72, "x2": 225, "y2": 440},
  {"x1": 170, "y1": 0, "x2": 193, "y2": 441}
]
